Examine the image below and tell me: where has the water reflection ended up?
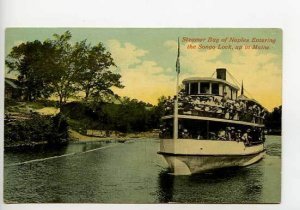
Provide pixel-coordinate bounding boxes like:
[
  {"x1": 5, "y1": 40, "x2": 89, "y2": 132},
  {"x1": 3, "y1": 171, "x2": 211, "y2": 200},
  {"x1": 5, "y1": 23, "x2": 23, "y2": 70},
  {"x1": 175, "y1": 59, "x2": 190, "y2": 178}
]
[
  {"x1": 157, "y1": 166, "x2": 264, "y2": 203},
  {"x1": 157, "y1": 169, "x2": 174, "y2": 203}
]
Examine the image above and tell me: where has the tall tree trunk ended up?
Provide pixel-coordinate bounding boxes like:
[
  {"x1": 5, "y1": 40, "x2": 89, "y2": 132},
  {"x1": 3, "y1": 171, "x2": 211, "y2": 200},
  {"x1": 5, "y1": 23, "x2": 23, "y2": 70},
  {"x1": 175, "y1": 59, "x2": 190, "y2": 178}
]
[
  {"x1": 59, "y1": 96, "x2": 63, "y2": 108},
  {"x1": 84, "y1": 88, "x2": 90, "y2": 101}
]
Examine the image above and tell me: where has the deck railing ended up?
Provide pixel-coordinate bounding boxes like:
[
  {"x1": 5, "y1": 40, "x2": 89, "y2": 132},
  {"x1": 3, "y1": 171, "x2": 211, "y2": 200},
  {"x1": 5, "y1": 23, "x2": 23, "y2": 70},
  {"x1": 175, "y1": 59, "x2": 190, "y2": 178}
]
[{"x1": 163, "y1": 94, "x2": 266, "y2": 125}]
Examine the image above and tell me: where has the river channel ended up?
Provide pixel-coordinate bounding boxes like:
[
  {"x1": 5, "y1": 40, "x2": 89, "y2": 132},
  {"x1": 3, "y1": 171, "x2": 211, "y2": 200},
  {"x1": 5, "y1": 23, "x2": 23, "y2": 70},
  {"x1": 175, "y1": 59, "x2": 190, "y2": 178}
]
[{"x1": 4, "y1": 135, "x2": 281, "y2": 203}]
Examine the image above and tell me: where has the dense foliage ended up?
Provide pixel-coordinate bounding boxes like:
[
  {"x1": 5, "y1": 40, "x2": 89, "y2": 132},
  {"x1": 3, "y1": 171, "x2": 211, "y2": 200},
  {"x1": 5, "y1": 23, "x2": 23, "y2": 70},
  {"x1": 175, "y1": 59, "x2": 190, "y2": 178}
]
[
  {"x1": 6, "y1": 31, "x2": 123, "y2": 106},
  {"x1": 4, "y1": 113, "x2": 69, "y2": 147},
  {"x1": 61, "y1": 97, "x2": 166, "y2": 133},
  {"x1": 265, "y1": 105, "x2": 282, "y2": 134}
]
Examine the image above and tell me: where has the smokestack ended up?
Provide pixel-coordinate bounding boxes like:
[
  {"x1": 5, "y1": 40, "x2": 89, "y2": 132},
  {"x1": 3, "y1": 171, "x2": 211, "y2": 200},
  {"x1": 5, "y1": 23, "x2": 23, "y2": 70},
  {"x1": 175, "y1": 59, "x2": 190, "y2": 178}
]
[{"x1": 216, "y1": 68, "x2": 226, "y2": 80}]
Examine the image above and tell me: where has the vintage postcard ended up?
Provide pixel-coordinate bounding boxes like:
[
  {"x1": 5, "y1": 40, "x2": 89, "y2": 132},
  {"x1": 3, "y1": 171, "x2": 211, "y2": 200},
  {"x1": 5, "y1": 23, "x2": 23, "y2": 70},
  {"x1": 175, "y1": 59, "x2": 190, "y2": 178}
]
[{"x1": 3, "y1": 28, "x2": 282, "y2": 203}]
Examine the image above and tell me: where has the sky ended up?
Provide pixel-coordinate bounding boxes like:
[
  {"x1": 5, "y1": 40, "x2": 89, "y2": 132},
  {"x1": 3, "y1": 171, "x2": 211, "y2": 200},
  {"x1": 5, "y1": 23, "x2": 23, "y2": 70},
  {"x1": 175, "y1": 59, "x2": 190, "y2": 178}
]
[{"x1": 5, "y1": 28, "x2": 282, "y2": 111}]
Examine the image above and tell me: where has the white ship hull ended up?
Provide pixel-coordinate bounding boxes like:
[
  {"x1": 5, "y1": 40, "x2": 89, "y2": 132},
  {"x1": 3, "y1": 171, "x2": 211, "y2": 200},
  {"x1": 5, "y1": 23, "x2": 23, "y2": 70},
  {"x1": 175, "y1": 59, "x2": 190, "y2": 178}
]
[{"x1": 158, "y1": 139, "x2": 265, "y2": 175}]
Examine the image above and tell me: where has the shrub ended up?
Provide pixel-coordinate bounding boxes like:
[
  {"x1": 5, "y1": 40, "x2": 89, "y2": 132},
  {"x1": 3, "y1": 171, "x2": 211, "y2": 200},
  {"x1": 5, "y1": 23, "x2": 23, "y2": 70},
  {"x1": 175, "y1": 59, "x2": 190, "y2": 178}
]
[{"x1": 4, "y1": 113, "x2": 69, "y2": 147}]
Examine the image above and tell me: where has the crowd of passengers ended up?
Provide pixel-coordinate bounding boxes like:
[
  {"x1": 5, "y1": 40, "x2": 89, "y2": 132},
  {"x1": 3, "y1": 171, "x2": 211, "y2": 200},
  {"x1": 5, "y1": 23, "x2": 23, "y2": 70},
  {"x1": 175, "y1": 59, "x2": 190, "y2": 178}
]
[
  {"x1": 160, "y1": 126, "x2": 265, "y2": 145},
  {"x1": 163, "y1": 91, "x2": 267, "y2": 124}
]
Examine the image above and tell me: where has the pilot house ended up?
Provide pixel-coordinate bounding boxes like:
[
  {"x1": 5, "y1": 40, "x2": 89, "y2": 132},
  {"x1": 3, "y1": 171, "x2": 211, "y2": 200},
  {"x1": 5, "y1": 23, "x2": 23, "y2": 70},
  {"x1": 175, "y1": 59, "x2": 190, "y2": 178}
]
[{"x1": 182, "y1": 68, "x2": 239, "y2": 100}]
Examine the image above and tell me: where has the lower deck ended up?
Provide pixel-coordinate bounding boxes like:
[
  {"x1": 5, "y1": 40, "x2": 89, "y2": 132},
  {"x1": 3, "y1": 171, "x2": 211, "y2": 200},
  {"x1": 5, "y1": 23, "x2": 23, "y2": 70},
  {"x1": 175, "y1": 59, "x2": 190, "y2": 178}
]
[
  {"x1": 158, "y1": 139, "x2": 265, "y2": 175},
  {"x1": 160, "y1": 116, "x2": 265, "y2": 146},
  {"x1": 160, "y1": 150, "x2": 266, "y2": 175},
  {"x1": 159, "y1": 139, "x2": 265, "y2": 156}
]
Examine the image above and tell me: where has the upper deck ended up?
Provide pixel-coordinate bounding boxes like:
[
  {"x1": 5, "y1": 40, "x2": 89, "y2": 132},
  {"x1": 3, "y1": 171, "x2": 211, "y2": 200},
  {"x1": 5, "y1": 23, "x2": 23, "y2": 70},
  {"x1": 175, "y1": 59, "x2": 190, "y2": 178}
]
[{"x1": 162, "y1": 68, "x2": 267, "y2": 126}]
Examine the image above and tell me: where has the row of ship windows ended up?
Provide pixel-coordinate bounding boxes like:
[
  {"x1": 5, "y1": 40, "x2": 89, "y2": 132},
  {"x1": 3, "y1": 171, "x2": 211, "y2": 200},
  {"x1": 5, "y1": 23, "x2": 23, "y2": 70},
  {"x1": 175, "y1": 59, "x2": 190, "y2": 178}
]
[{"x1": 184, "y1": 82, "x2": 238, "y2": 100}]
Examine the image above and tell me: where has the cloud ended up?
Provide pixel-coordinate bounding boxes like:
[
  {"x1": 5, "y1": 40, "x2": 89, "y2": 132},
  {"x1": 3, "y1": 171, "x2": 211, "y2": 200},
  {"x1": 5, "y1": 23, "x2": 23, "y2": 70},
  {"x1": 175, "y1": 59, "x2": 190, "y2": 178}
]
[
  {"x1": 107, "y1": 39, "x2": 147, "y2": 69},
  {"x1": 164, "y1": 40, "x2": 281, "y2": 111},
  {"x1": 106, "y1": 39, "x2": 281, "y2": 110},
  {"x1": 108, "y1": 40, "x2": 174, "y2": 104},
  {"x1": 164, "y1": 40, "x2": 223, "y2": 77},
  {"x1": 114, "y1": 61, "x2": 174, "y2": 103}
]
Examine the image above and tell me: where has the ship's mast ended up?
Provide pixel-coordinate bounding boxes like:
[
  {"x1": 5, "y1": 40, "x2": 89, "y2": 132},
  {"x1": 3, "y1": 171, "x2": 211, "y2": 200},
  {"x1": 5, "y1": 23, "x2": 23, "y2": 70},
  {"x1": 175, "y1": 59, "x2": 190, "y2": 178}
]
[{"x1": 173, "y1": 38, "x2": 180, "y2": 140}]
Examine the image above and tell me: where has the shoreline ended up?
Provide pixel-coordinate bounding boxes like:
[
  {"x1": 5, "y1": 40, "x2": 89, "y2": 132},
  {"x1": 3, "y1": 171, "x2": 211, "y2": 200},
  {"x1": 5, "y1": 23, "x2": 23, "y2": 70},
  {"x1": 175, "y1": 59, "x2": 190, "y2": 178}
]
[
  {"x1": 4, "y1": 129, "x2": 159, "y2": 149},
  {"x1": 68, "y1": 129, "x2": 159, "y2": 143},
  {"x1": 4, "y1": 132, "x2": 280, "y2": 149}
]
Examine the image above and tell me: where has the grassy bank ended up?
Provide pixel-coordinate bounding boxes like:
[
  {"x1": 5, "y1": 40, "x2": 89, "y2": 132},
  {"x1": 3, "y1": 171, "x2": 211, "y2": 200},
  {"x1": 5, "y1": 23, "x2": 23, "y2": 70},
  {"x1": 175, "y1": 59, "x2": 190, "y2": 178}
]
[{"x1": 4, "y1": 99, "x2": 161, "y2": 148}]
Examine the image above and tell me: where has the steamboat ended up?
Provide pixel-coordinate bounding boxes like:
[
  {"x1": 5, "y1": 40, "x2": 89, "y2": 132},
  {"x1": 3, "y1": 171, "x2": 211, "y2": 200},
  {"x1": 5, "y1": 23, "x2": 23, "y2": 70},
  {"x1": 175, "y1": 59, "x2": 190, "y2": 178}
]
[{"x1": 158, "y1": 40, "x2": 267, "y2": 175}]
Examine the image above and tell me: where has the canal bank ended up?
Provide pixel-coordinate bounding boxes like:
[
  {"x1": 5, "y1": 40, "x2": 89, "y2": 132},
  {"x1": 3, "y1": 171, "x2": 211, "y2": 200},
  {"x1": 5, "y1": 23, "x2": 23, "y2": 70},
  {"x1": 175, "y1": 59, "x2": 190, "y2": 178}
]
[{"x1": 68, "y1": 129, "x2": 159, "y2": 143}]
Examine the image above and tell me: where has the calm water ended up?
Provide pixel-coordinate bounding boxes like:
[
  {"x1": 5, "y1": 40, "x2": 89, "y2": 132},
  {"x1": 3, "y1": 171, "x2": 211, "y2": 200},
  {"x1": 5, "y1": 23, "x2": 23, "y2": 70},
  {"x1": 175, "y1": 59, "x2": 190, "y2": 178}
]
[{"x1": 4, "y1": 135, "x2": 281, "y2": 203}]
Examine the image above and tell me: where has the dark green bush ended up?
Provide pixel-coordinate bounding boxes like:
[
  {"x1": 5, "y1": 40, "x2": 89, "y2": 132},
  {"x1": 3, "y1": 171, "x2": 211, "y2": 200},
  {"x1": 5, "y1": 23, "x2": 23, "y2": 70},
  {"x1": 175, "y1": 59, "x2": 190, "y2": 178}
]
[
  {"x1": 61, "y1": 100, "x2": 164, "y2": 133},
  {"x1": 4, "y1": 113, "x2": 69, "y2": 146}
]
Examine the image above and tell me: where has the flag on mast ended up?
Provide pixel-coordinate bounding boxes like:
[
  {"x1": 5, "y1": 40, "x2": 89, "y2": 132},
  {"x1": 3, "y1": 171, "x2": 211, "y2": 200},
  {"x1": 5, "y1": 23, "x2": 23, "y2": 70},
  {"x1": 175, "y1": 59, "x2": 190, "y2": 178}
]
[
  {"x1": 173, "y1": 37, "x2": 180, "y2": 140},
  {"x1": 241, "y1": 80, "x2": 244, "y2": 95},
  {"x1": 176, "y1": 37, "x2": 180, "y2": 74}
]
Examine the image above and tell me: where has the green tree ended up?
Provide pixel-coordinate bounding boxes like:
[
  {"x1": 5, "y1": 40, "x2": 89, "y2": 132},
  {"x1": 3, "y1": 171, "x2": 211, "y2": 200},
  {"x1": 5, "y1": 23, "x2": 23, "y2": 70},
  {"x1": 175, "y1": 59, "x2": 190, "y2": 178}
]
[
  {"x1": 150, "y1": 95, "x2": 167, "y2": 126},
  {"x1": 72, "y1": 40, "x2": 123, "y2": 101},
  {"x1": 6, "y1": 31, "x2": 122, "y2": 107},
  {"x1": 265, "y1": 105, "x2": 282, "y2": 133},
  {"x1": 6, "y1": 40, "x2": 55, "y2": 100},
  {"x1": 6, "y1": 31, "x2": 77, "y2": 105},
  {"x1": 45, "y1": 31, "x2": 79, "y2": 106}
]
